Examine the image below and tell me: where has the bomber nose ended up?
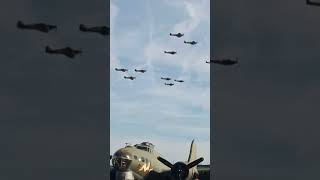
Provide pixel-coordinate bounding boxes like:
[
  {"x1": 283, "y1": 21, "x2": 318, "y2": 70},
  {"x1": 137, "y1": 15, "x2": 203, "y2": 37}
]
[{"x1": 112, "y1": 149, "x2": 132, "y2": 172}]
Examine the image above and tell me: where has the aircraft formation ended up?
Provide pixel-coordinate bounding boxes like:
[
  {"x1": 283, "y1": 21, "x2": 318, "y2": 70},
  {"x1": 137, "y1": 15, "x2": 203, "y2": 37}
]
[
  {"x1": 114, "y1": 31, "x2": 201, "y2": 86},
  {"x1": 17, "y1": 20, "x2": 109, "y2": 59}
]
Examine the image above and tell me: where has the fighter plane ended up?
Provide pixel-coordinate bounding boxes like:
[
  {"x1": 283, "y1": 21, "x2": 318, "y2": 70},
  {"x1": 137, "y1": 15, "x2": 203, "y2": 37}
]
[
  {"x1": 174, "y1": 80, "x2": 184, "y2": 83},
  {"x1": 161, "y1": 77, "x2": 171, "y2": 81},
  {"x1": 135, "y1": 69, "x2": 147, "y2": 73},
  {"x1": 110, "y1": 141, "x2": 210, "y2": 180},
  {"x1": 115, "y1": 68, "x2": 128, "y2": 72},
  {"x1": 164, "y1": 51, "x2": 177, "y2": 55},
  {"x1": 169, "y1": 33, "x2": 184, "y2": 38},
  {"x1": 45, "y1": 46, "x2": 82, "y2": 58},
  {"x1": 206, "y1": 58, "x2": 238, "y2": 66},
  {"x1": 307, "y1": 0, "x2": 320, "y2": 6},
  {"x1": 124, "y1": 76, "x2": 136, "y2": 80},
  {"x1": 17, "y1": 20, "x2": 57, "y2": 33},
  {"x1": 79, "y1": 24, "x2": 110, "y2": 36},
  {"x1": 184, "y1": 41, "x2": 197, "y2": 45},
  {"x1": 165, "y1": 83, "x2": 174, "y2": 86}
]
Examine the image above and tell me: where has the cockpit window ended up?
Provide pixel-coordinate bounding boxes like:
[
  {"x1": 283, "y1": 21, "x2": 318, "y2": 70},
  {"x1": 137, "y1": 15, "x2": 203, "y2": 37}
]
[{"x1": 136, "y1": 146, "x2": 149, "y2": 152}]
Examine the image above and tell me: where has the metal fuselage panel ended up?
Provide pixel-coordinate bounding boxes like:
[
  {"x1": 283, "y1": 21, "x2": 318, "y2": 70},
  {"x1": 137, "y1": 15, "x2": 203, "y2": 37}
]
[{"x1": 117, "y1": 146, "x2": 170, "y2": 178}]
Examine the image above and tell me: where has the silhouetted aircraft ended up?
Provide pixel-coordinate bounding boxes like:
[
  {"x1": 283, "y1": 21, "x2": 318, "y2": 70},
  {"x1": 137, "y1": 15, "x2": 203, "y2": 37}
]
[
  {"x1": 17, "y1": 21, "x2": 57, "y2": 33},
  {"x1": 161, "y1": 77, "x2": 171, "y2": 81},
  {"x1": 174, "y1": 80, "x2": 184, "y2": 83},
  {"x1": 45, "y1": 46, "x2": 82, "y2": 58},
  {"x1": 124, "y1": 76, "x2": 136, "y2": 80},
  {"x1": 135, "y1": 69, "x2": 147, "y2": 73},
  {"x1": 184, "y1": 41, "x2": 197, "y2": 45},
  {"x1": 110, "y1": 141, "x2": 210, "y2": 180},
  {"x1": 79, "y1": 24, "x2": 109, "y2": 36},
  {"x1": 307, "y1": 0, "x2": 320, "y2": 6},
  {"x1": 165, "y1": 83, "x2": 174, "y2": 86},
  {"x1": 206, "y1": 58, "x2": 238, "y2": 65},
  {"x1": 164, "y1": 51, "x2": 177, "y2": 55},
  {"x1": 169, "y1": 33, "x2": 184, "y2": 38},
  {"x1": 115, "y1": 68, "x2": 128, "y2": 72}
]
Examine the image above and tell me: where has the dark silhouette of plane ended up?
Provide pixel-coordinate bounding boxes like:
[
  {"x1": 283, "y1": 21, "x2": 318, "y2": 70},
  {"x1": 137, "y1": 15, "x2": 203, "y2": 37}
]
[
  {"x1": 206, "y1": 58, "x2": 238, "y2": 65},
  {"x1": 184, "y1": 41, "x2": 197, "y2": 45},
  {"x1": 17, "y1": 20, "x2": 57, "y2": 33},
  {"x1": 169, "y1": 33, "x2": 184, "y2": 38},
  {"x1": 161, "y1": 77, "x2": 171, "y2": 81},
  {"x1": 115, "y1": 68, "x2": 128, "y2": 72},
  {"x1": 134, "y1": 69, "x2": 147, "y2": 73},
  {"x1": 165, "y1": 83, "x2": 174, "y2": 86},
  {"x1": 45, "y1": 46, "x2": 82, "y2": 58},
  {"x1": 164, "y1": 51, "x2": 177, "y2": 55},
  {"x1": 174, "y1": 80, "x2": 184, "y2": 83},
  {"x1": 307, "y1": 0, "x2": 320, "y2": 6},
  {"x1": 124, "y1": 76, "x2": 136, "y2": 80},
  {"x1": 79, "y1": 24, "x2": 110, "y2": 36}
]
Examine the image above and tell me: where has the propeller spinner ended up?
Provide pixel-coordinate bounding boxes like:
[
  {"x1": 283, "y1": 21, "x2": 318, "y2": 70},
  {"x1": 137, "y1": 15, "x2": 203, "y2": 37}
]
[{"x1": 157, "y1": 156, "x2": 204, "y2": 180}]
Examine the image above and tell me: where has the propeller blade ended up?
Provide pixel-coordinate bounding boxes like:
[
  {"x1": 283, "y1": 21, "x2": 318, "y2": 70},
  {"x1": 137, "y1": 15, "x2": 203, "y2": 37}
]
[
  {"x1": 157, "y1": 156, "x2": 174, "y2": 168},
  {"x1": 186, "y1": 157, "x2": 204, "y2": 169},
  {"x1": 110, "y1": 155, "x2": 112, "y2": 159}
]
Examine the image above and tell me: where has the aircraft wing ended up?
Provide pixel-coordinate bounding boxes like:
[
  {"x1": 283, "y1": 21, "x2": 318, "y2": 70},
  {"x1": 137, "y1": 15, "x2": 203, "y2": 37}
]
[{"x1": 197, "y1": 165, "x2": 210, "y2": 179}]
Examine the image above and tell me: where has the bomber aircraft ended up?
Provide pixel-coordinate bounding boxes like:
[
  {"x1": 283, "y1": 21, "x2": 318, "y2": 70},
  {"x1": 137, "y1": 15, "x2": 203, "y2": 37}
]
[
  {"x1": 124, "y1": 76, "x2": 136, "y2": 80},
  {"x1": 135, "y1": 69, "x2": 147, "y2": 73},
  {"x1": 184, "y1": 41, "x2": 197, "y2": 45},
  {"x1": 307, "y1": 0, "x2": 320, "y2": 6},
  {"x1": 164, "y1": 51, "x2": 177, "y2": 55},
  {"x1": 206, "y1": 58, "x2": 238, "y2": 65},
  {"x1": 161, "y1": 77, "x2": 171, "y2": 81},
  {"x1": 164, "y1": 83, "x2": 174, "y2": 86},
  {"x1": 17, "y1": 20, "x2": 57, "y2": 33},
  {"x1": 110, "y1": 141, "x2": 210, "y2": 180},
  {"x1": 115, "y1": 68, "x2": 129, "y2": 72},
  {"x1": 174, "y1": 80, "x2": 184, "y2": 83},
  {"x1": 45, "y1": 46, "x2": 82, "y2": 58},
  {"x1": 169, "y1": 33, "x2": 184, "y2": 38},
  {"x1": 79, "y1": 24, "x2": 110, "y2": 35}
]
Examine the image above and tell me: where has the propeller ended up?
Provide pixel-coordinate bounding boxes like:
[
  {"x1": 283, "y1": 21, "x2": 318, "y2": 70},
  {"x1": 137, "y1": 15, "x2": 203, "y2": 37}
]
[{"x1": 157, "y1": 156, "x2": 204, "y2": 180}]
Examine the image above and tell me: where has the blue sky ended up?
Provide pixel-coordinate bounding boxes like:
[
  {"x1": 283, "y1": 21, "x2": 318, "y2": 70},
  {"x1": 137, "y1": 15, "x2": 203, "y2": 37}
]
[{"x1": 110, "y1": 0, "x2": 210, "y2": 164}]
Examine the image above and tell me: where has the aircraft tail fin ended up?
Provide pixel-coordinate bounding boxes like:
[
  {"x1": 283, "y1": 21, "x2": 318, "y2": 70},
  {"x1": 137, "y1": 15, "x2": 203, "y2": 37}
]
[{"x1": 187, "y1": 140, "x2": 197, "y2": 163}]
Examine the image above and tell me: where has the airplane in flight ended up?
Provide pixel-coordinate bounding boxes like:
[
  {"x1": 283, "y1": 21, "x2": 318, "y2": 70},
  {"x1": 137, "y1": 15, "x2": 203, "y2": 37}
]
[
  {"x1": 164, "y1": 83, "x2": 174, "y2": 86},
  {"x1": 124, "y1": 76, "x2": 136, "y2": 80},
  {"x1": 45, "y1": 46, "x2": 82, "y2": 58},
  {"x1": 135, "y1": 69, "x2": 147, "y2": 73},
  {"x1": 306, "y1": 0, "x2": 320, "y2": 6},
  {"x1": 206, "y1": 58, "x2": 238, "y2": 66},
  {"x1": 79, "y1": 24, "x2": 110, "y2": 36},
  {"x1": 161, "y1": 77, "x2": 171, "y2": 81},
  {"x1": 115, "y1": 68, "x2": 128, "y2": 72},
  {"x1": 169, "y1": 33, "x2": 184, "y2": 38},
  {"x1": 164, "y1": 51, "x2": 177, "y2": 55},
  {"x1": 17, "y1": 20, "x2": 57, "y2": 33},
  {"x1": 174, "y1": 80, "x2": 184, "y2": 83},
  {"x1": 110, "y1": 141, "x2": 210, "y2": 180},
  {"x1": 184, "y1": 41, "x2": 197, "y2": 45}
]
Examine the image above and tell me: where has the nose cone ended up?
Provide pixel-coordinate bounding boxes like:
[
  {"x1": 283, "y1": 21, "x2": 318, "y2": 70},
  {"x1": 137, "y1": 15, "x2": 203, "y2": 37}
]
[{"x1": 112, "y1": 149, "x2": 133, "y2": 172}]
